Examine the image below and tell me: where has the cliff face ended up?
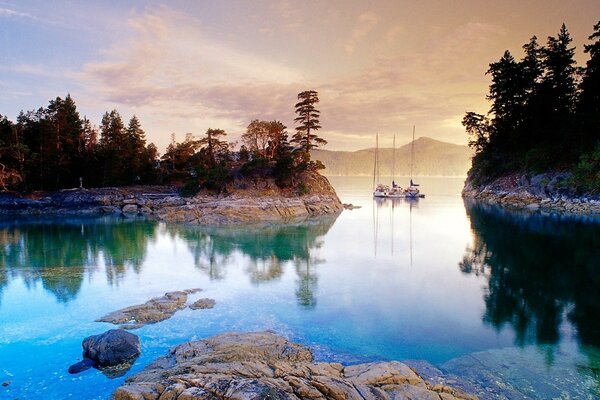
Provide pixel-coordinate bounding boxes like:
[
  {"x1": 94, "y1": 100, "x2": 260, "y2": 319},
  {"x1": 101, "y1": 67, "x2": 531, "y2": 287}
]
[
  {"x1": 462, "y1": 172, "x2": 600, "y2": 214},
  {"x1": 0, "y1": 172, "x2": 343, "y2": 224}
]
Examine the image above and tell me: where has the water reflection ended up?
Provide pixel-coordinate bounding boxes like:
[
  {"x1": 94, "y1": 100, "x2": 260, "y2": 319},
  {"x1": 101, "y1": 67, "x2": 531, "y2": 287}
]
[
  {"x1": 0, "y1": 216, "x2": 158, "y2": 302},
  {"x1": 173, "y1": 217, "x2": 336, "y2": 307},
  {"x1": 0, "y1": 216, "x2": 337, "y2": 307},
  {"x1": 461, "y1": 200, "x2": 600, "y2": 348}
]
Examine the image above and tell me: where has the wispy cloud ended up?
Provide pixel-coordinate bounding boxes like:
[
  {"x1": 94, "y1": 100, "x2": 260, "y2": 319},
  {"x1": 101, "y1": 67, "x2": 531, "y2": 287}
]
[
  {"x1": 0, "y1": 6, "x2": 34, "y2": 19},
  {"x1": 344, "y1": 12, "x2": 380, "y2": 55},
  {"x1": 74, "y1": 6, "x2": 504, "y2": 150}
]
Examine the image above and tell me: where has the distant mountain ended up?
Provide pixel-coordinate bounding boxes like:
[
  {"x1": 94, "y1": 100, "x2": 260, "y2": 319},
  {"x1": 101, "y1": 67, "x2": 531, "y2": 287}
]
[{"x1": 312, "y1": 137, "x2": 473, "y2": 177}]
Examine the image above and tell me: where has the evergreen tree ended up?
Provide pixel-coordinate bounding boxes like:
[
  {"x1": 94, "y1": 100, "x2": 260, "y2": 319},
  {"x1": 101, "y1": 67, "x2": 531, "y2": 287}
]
[
  {"x1": 99, "y1": 110, "x2": 127, "y2": 186},
  {"x1": 543, "y1": 24, "x2": 578, "y2": 116},
  {"x1": 292, "y1": 90, "x2": 325, "y2": 155},
  {"x1": 579, "y1": 21, "x2": 600, "y2": 147},
  {"x1": 125, "y1": 115, "x2": 147, "y2": 184}
]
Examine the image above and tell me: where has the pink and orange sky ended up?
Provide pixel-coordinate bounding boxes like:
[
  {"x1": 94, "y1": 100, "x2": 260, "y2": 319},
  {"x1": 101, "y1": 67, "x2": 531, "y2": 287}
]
[{"x1": 1, "y1": 0, "x2": 598, "y2": 151}]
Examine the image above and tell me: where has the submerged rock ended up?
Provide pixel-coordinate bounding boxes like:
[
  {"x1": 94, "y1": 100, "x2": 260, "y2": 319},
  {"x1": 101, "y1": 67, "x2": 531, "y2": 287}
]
[
  {"x1": 96, "y1": 289, "x2": 202, "y2": 329},
  {"x1": 188, "y1": 298, "x2": 215, "y2": 310},
  {"x1": 68, "y1": 357, "x2": 96, "y2": 374},
  {"x1": 114, "y1": 331, "x2": 477, "y2": 400}
]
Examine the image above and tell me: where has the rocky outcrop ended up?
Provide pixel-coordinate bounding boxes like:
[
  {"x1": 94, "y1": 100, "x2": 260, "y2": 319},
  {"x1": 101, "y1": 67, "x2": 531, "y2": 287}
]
[
  {"x1": 96, "y1": 289, "x2": 202, "y2": 329},
  {"x1": 189, "y1": 298, "x2": 216, "y2": 310},
  {"x1": 69, "y1": 329, "x2": 141, "y2": 378},
  {"x1": 114, "y1": 331, "x2": 477, "y2": 400},
  {"x1": 462, "y1": 172, "x2": 600, "y2": 215},
  {"x1": 0, "y1": 173, "x2": 344, "y2": 224}
]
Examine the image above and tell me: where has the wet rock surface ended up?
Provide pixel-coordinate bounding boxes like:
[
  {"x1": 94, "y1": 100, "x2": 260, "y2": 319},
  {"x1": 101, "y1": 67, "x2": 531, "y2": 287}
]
[
  {"x1": 463, "y1": 172, "x2": 600, "y2": 215},
  {"x1": 96, "y1": 289, "x2": 202, "y2": 329},
  {"x1": 114, "y1": 331, "x2": 477, "y2": 400}
]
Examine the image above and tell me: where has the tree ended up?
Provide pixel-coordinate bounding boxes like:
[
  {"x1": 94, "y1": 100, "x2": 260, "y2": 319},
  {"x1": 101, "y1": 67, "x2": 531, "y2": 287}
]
[
  {"x1": 543, "y1": 24, "x2": 578, "y2": 115},
  {"x1": 463, "y1": 112, "x2": 491, "y2": 154},
  {"x1": 198, "y1": 128, "x2": 228, "y2": 166},
  {"x1": 266, "y1": 120, "x2": 289, "y2": 160},
  {"x1": 579, "y1": 20, "x2": 600, "y2": 147},
  {"x1": 124, "y1": 115, "x2": 149, "y2": 184},
  {"x1": 292, "y1": 90, "x2": 326, "y2": 155},
  {"x1": 99, "y1": 110, "x2": 127, "y2": 186},
  {"x1": 242, "y1": 120, "x2": 270, "y2": 158}
]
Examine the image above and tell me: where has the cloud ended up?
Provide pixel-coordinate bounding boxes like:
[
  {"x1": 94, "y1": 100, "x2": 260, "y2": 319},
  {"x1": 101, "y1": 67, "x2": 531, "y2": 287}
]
[
  {"x1": 344, "y1": 12, "x2": 380, "y2": 55},
  {"x1": 0, "y1": 7, "x2": 34, "y2": 19},
  {"x1": 76, "y1": 8, "x2": 503, "y2": 151}
]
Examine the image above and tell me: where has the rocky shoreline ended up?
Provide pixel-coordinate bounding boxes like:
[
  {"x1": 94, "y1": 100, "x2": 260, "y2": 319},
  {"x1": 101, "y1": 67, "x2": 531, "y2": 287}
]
[
  {"x1": 114, "y1": 331, "x2": 478, "y2": 400},
  {"x1": 462, "y1": 172, "x2": 600, "y2": 215},
  {"x1": 0, "y1": 174, "x2": 343, "y2": 224}
]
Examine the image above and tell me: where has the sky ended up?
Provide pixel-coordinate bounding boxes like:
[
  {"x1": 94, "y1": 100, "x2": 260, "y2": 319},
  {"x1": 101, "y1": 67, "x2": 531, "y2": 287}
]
[{"x1": 1, "y1": 0, "x2": 598, "y2": 152}]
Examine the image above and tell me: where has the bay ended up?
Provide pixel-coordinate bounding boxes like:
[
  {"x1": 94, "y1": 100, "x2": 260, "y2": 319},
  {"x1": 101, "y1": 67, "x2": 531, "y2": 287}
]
[{"x1": 0, "y1": 176, "x2": 598, "y2": 399}]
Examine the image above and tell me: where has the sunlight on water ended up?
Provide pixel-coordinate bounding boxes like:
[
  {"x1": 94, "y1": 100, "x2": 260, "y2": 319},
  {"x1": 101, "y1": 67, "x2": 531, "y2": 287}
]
[{"x1": 0, "y1": 176, "x2": 599, "y2": 399}]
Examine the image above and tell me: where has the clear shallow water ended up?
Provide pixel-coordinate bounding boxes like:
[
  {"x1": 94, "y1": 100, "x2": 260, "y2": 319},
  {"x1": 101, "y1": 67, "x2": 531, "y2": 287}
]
[{"x1": 0, "y1": 176, "x2": 598, "y2": 399}]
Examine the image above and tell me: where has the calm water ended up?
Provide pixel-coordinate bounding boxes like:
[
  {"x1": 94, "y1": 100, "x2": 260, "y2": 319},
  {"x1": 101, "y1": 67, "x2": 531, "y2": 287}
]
[{"x1": 0, "y1": 177, "x2": 599, "y2": 399}]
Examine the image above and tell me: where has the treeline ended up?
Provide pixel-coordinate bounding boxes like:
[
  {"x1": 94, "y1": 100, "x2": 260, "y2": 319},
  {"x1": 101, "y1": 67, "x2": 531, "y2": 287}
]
[
  {"x1": 0, "y1": 90, "x2": 327, "y2": 193},
  {"x1": 463, "y1": 22, "x2": 600, "y2": 191}
]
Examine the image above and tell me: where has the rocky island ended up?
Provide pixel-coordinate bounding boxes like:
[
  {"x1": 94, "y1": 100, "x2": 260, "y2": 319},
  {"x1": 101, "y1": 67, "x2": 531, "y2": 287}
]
[
  {"x1": 0, "y1": 172, "x2": 343, "y2": 224},
  {"x1": 462, "y1": 172, "x2": 600, "y2": 215}
]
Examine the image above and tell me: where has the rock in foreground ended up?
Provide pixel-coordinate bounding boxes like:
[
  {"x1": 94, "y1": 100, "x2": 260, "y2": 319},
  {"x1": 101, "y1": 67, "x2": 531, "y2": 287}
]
[
  {"x1": 70, "y1": 329, "x2": 141, "y2": 378},
  {"x1": 115, "y1": 331, "x2": 477, "y2": 400}
]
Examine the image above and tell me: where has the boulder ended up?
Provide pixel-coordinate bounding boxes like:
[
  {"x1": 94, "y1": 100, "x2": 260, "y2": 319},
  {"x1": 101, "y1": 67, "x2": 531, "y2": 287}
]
[
  {"x1": 83, "y1": 329, "x2": 140, "y2": 367},
  {"x1": 114, "y1": 331, "x2": 476, "y2": 400}
]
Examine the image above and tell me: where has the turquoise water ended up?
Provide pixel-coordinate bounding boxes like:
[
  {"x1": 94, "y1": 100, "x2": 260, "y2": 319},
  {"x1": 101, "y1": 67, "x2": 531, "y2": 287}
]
[{"x1": 0, "y1": 176, "x2": 599, "y2": 398}]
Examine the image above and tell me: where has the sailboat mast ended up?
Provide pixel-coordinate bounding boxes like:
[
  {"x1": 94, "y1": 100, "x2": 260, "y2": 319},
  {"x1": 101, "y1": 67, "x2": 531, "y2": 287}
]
[
  {"x1": 392, "y1": 134, "x2": 396, "y2": 184},
  {"x1": 410, "y1": 125, "x2": 415, "y2": 181},
  {"x1": 373, "y1": 134, "x2": 379, "y2": 190}
]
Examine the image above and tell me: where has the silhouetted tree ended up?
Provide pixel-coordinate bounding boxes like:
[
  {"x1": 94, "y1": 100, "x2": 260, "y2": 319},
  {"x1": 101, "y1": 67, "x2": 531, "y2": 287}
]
[{"x1": 292, "y1": 90, "x2": 325, "y2": 155}]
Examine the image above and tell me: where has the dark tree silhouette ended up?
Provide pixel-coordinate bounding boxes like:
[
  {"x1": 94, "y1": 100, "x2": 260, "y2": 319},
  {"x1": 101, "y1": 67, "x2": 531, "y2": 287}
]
[{"x1": 292, "y1": 90, "x2": 326, "y2": 155}]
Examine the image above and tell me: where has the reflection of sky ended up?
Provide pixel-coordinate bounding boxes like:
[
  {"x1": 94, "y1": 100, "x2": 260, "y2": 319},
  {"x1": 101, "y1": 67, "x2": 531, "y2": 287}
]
[{"x1": 317, "y1": 177, "x2": 513, "y2": 360}]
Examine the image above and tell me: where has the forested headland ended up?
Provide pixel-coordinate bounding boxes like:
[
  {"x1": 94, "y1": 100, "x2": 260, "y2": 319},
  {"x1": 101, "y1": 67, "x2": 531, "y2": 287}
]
[
  {"x1": 463, "y1": 22, "x2": 600, "y2": 192},
  {"x1": 0, "y1": 91, "x2": 327, "y2": 195}
]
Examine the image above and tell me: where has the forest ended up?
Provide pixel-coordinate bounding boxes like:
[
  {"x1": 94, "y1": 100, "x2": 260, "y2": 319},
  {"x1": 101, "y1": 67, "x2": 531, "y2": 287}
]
[
  {"x1": 0, "y1": 91, "x2": 326, "y2": 194},
  {"x1": 463, "y1": 22, "x2": 600, "y2": 192}
]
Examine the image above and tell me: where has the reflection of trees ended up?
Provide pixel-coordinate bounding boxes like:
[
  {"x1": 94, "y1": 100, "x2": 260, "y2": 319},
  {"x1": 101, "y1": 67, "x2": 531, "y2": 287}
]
[
  {"x1": 461, "y1": 200, "x2": 600, "y2": 349},
  {"x1": 173, "y1": 217, "x2": 336, "y2": 306},
  {"x1": 0, "y1": 216, "x2": 157, "y2": 302}
]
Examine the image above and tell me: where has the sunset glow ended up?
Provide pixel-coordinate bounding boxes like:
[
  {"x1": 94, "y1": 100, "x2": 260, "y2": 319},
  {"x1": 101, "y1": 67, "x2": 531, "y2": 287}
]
[{"x1": 1, "y1": 0, "x2": 598, "y2": 151}]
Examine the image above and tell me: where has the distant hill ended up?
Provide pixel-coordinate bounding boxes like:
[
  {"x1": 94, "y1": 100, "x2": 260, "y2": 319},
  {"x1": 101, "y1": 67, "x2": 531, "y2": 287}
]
[{"x1": 312, "y1": 137, "x2": 472, "y2": 177}]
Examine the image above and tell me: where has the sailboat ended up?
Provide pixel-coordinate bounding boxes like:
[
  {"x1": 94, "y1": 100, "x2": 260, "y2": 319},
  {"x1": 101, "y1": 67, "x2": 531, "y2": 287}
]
[
  {"x1": 405, "y1": 126, "x2": 425, "y2": 199},
  {"x1": 372, "y1": 134, "x2": 389, "y2": 197}
]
